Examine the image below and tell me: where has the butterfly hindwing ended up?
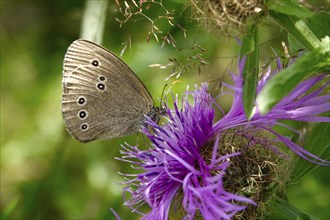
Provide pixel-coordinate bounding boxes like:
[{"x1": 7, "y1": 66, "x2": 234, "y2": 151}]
[{"x1": 62, "y1": 39, "x2": 154, "y2": 142}]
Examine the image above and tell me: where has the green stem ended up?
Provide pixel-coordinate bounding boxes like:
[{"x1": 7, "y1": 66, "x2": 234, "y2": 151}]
[{"x1": 80, "y1": 0, "x2": 108, "y2": 44}]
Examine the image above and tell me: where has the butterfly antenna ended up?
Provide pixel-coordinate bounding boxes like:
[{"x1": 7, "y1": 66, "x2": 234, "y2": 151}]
[{"x1": 160, "y1": 83, "x2": 168, "y2": 108}]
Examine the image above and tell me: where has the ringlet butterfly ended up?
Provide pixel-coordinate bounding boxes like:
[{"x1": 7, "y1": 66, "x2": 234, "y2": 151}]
[{"x1": 62, "y1": 39, "x2": 164, "y2": 142}]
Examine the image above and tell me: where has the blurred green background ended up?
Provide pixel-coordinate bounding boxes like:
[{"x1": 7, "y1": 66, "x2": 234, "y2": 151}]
[{"x1": 1, "y1": 1, "x2": 329, "y2": 219}]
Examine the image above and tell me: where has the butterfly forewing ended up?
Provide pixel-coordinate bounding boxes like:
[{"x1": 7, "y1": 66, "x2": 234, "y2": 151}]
[{"x1": 62, "y1": 39, "x2": 154, "y2": 142}]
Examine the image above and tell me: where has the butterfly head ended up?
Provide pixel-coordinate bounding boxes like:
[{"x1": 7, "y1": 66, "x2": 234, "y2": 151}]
[{"x1": 146, "y1": 106, "x2": 167, "y2": 125}]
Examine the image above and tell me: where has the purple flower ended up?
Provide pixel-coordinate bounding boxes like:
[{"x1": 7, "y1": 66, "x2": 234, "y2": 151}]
[
  {"x1": 118, "y1": 56, "x2": 330, "y2": 219},
  {"x1": 212, "y1": 56, "x2": 330, "y2": 164}
]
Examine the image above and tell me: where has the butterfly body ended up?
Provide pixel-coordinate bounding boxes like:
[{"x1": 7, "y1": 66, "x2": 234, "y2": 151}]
[{"x1": 62, "y1": 39, "x2": 160, "y2": 142}]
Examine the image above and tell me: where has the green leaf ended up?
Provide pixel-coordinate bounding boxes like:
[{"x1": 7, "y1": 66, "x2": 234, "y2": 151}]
[
  {"x1": 288, "y1": 35, "x2": 305, "y2": 54},
  {"x1": 289, "y1": 12, "x2": 330, "y2": 52},
  {"x1": 267, "y1": 0, "x2": 313, "y2": 18},
  {"x1": 269, "y1": 11, "x2": 320, "y2": 50},
  {"x1": 257, "y1": 37, "x2": 330, "y2": 114},
  {"x1": 240, "y1": 24, "x2": 259, "y2": 119},
  {"x1": 290, "y1": 121, "x2": 330, "y2": 183},
  {"x1": 265, "y1": 196, "x2": 313, "y2": 220},
  {"x1": 305, "y1": 12, "x2": 330, "y2": 39},
  {"x1": 288, "y1": 12, "x2": 330, "y2": 57}
]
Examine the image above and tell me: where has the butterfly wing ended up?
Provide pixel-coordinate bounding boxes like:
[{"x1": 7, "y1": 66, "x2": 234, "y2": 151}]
[{"x1": 62, "y1": 39, "x2": 154, "y2": 142}]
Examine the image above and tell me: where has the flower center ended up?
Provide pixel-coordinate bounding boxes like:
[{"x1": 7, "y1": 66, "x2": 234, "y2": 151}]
[{"x1": 201, "y1": 126, "x2": 290, "y2": 219}]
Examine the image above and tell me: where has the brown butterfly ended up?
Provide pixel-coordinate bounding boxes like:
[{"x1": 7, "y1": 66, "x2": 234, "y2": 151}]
[{"x1": 62, "y1": 39, "x2": 164, "y2": 142}]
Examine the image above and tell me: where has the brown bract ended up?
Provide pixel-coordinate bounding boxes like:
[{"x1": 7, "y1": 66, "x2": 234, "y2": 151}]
[{"x1": 188, "y1": 0, "x2": 265, "y2": 36}]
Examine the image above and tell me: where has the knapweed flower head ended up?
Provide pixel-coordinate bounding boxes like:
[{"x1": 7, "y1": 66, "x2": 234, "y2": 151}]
[
  {"x1": 120, "y1": 85, "x2": 257, "y2": 220},
  {"x1": 119, "y1": 56, "x2": 329, "y2": 219}
]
